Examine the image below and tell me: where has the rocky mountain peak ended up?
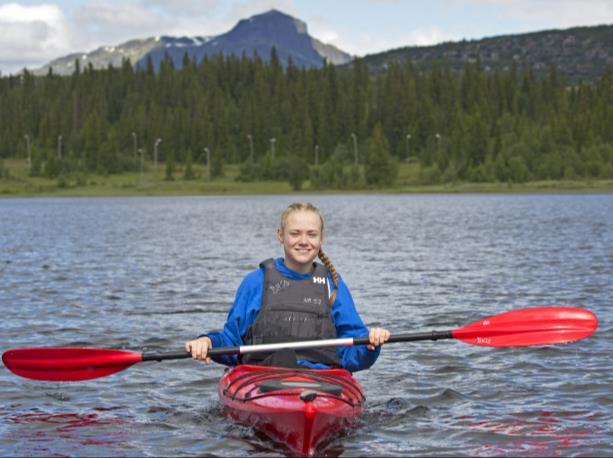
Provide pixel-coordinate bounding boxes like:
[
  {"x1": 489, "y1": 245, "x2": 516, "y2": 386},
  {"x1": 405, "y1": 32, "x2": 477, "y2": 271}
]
[{"x1": 33, "y1": 9, "x2": 351, "y2": 76}]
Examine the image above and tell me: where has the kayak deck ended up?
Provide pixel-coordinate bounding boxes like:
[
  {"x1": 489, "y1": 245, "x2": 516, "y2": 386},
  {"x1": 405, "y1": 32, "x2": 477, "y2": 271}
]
[{"x1": 218, "y1": 364, "x2": 365, "y2": 456}]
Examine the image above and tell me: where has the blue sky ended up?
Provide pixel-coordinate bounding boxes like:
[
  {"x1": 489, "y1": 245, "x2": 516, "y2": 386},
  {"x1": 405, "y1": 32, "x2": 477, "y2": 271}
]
[{"x1": 1, "y1": 0, "x2": 612, "y2": 74}]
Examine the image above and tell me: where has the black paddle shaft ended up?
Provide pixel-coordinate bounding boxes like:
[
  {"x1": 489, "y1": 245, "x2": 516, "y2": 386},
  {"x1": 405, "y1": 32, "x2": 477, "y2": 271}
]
[
  {"x1": 353, "y1": 330, "x2": 453, "y2": 346},
  {"x1": 141, "y1": 346, "x2": 242, "y2": 362},
  {"x1": 141, "y1": 331, "x2": 453, "y2": 362}
]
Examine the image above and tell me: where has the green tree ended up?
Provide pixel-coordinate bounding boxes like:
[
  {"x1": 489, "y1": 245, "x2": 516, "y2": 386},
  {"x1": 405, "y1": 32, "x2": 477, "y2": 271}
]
[
  {"x1": 0, "y1": 49, "x2": 611, "y2": 189},
  {"x1": 210, "y1": 147, "x2": 224, "y2": 179},
  {"x1": 237, "y1": 159, "x2": 263, "y2": 182},
  {"x1": 0, "y1": 160, "x2": 10, "y2": 180},
  {"x1": 183, "y1": 148, "x2": 194, "y2": 180},
  {"x1": 364, "y1": 123, "x2": 397, "y2": 187},
  {"x1": 165, "y1": 151, "x2": 175, "y2": 181},
  {"x1": 507, "y1": 155, "x2": 530, "y2": 182},
  {"x1": 309, "y1": 165, "x2": 323, "y2": 189},
  {"x1": 44, "y1": 150, "x2": 60, "y2": 178},
  {"x1": 287, "y1": 156, "x2": 309, "y2": 191}
]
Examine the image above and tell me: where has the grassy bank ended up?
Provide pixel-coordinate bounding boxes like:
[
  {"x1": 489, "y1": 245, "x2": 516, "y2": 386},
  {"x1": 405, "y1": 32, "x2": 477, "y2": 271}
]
[{"x1": 1, "y1": 159, "x2": 612, "y2": 197}]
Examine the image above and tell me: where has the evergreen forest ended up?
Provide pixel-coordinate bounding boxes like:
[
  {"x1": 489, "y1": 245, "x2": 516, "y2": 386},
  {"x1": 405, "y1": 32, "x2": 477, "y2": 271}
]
[{"x1": 1, "y1": 49, "x2": 612, "y2": 191}]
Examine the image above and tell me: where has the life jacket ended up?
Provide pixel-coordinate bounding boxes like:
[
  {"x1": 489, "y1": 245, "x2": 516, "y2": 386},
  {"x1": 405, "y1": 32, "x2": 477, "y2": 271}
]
[{"x1": 240, "y1": 258, "x2": 341, "y2": 367}]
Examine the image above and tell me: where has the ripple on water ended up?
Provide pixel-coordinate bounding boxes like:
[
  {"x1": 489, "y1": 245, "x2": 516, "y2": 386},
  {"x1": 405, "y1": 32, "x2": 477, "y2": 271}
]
[{"x1": 1, "y1": 195, "x2": 611, "y2": 457}]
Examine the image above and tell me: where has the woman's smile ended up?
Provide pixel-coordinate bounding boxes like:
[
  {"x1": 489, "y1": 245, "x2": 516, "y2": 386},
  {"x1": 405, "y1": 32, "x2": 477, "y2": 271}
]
[{"x1": 278, "y1": 210, "x2": 323, "y2": 273}]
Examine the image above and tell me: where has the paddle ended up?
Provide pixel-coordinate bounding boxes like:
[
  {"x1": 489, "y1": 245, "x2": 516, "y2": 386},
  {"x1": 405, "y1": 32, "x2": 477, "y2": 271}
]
[{"x1": 2, "y1": 306, "x2": 597, "y2": 382}]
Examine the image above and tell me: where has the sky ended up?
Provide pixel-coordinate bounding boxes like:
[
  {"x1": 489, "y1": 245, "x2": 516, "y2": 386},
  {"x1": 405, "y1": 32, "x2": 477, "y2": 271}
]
[{"x1": 1, "y1": 0, "x2": 612, "y2": 75}]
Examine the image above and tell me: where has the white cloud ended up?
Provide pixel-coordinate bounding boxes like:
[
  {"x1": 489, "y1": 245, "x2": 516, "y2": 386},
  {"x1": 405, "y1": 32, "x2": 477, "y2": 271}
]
[
  {"x1": 311, "y1": 0, "x2": 613, "y2": 57},
  {"x1": 0, "y1": 3, "x2": 72, "y2": 73},
  {"x1": 227, "y1": 0, "x2": 297, "y2": 19},
  {"x1": 74, "y1": 1, "x2": 163, "y2": 47},
  {"x1": 72, "y1": 0, "x2": 247, "y2": 47},
  {"x1": 0, "y1": 1, "x2": 232, "y2": 74},
  {"x1": 401, "y1": 27, "x2": 461, "y2": 47},
  {"x1": 142, "y1": 0, "x2": 220, "y2": 16},
  {"x1": 308, "y1": 21, "x2": 460, "y2": 57},
  {"x1": 304, "y1": 15, "x2": 340, "y2": 43},
  {"x1": 347, "y1": 28, "x2": 461, "y2": 56}
]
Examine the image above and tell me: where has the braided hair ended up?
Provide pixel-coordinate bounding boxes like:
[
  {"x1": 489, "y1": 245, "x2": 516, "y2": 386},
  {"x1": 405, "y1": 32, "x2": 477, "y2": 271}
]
[{"x1": 279, "y1": 202, "x2": 339, "y2": 306}]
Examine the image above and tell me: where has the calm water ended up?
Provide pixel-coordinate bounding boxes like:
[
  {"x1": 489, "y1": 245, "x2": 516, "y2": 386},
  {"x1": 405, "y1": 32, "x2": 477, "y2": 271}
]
[{"x1": 1, "y1": 194, "x2": 611, "y2": 457}]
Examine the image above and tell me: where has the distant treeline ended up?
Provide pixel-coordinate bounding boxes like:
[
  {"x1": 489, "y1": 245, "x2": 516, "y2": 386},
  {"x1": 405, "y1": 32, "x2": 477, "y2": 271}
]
[{"x1": 1, "y1": 50, "x2": 612, "y2": 189}]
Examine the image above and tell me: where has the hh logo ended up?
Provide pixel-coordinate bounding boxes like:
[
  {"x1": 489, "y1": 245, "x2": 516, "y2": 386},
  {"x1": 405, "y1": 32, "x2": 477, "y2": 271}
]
[{"x1": 313, "y1": 276, "x2": 326, "y2": 285}]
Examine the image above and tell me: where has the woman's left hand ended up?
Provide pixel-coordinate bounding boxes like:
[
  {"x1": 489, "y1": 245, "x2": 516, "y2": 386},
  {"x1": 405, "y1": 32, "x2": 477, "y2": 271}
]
[{"x1": 367, "y1": 327, "x2": 391, "y2": 350}]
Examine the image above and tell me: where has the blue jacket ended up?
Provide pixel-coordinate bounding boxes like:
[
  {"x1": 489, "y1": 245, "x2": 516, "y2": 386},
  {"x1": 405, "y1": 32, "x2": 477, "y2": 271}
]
[{"x1": 206, "y1": 258, "x2": 380, "y2": 372}]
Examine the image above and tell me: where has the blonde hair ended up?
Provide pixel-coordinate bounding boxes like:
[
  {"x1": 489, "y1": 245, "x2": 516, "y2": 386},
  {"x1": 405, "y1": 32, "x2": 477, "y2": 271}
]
[{"x1": 279, "y1": 202, "x2": 339, "y2": 306}]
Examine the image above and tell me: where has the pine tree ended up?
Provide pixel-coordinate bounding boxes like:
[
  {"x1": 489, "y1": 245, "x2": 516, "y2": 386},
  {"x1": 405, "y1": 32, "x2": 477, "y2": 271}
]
[
  {"x1": 211, "y1": 147, "x2": 224, "y2": 179},
  {"x1": 287, "y1": 155, "x2": 309, "y2": 191},
  {"x1": 0, "y1": 47, "x2": 611, "y2": 188},
  {"x1": 365, "y1": 123, "x2": 397, "y2": 187},
  {"x1": 183, "y1": 148, "x2": 194, "y2": 180},
  {"x1": 165, "y1": 151, "x2": 175, "y2": 181}
]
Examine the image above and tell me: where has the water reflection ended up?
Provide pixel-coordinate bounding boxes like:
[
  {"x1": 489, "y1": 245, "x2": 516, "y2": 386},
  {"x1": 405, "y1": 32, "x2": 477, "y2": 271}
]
[
  {"x1": 225, "y1": 427, "x2": 347, "y2": 457},
  {"x1": 465, "y1": 410, "x2": 604, "y2": 457},
  {"x1": 4, "y1": 409, "x2": 132, "y2": 455}
]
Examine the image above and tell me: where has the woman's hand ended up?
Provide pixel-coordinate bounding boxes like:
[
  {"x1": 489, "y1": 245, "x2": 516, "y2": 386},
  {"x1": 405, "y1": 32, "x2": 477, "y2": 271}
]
[
  {"x1": 367, "y1": 327, "x2": 391, "y2": 351},
  {"x1": 184, "y1": 336, "x2": 213, "y2": 363}
]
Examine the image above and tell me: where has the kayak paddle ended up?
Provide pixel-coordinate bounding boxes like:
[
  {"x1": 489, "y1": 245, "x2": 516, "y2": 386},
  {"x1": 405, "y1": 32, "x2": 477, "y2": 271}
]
[{"x1": 2, "y1": 306, "x2": 597, "y2": 382}]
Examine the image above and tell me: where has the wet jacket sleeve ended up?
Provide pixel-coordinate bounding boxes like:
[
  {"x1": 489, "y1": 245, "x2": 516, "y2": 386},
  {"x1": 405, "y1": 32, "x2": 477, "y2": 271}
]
[
  {"x1": 331, "y1": 276, "x2": 381, "y2": 372},
  {"x1": 203, "y1": 269, "x2": 264, "y2": 366}
]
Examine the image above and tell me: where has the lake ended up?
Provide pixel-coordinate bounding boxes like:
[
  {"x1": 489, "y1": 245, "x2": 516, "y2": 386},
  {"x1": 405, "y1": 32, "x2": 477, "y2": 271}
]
[{"x1": 1, "y1": 194, "x2": 611, "y2": 456}]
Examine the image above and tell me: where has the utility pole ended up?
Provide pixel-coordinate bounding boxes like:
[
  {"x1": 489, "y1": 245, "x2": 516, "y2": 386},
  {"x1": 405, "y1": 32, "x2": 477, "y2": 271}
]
[
  {"x1": 24, "y1": 134, "x2": 31, "y2": 168},
  {"x1": 154, "y1": 138, "x2": 162, "y2": 170},
  {"x1": 350, "y1": 133, "x2": 358, "y2": 165},
  {"x1": 270, "y1": 137, "x2": 276, "y2": 160},
  {"x1": 247, "y1": 134, "x2": 254, "y2": 162},
  {"x1": 204, "y1": 147, "x2": 211, "y2": 181},
  {"x1": 405, "y1": 134, "x2": 411, "y2": 162},
  {"x1": 131, "y1": 132, "x2": 137, "y2": 158},
  {"x1": 138, "y1": 148, "x2": 145, "y2": 183}
]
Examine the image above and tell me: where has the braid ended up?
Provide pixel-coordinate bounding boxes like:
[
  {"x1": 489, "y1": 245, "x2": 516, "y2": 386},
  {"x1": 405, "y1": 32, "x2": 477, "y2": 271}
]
[{"x1": 318, "y1": 249, "x2": 338, "y2": 306}]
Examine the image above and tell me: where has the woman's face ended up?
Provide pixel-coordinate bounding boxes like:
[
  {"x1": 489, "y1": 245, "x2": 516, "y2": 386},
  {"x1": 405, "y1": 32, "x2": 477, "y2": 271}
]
[{"x1": 278, "y1": 210, "x2": 323, "y2": 274}]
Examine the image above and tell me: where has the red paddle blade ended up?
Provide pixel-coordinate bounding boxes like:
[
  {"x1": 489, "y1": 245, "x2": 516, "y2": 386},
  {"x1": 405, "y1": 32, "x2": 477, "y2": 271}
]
[
  {"x1": 2, "y1": 348, "x2": 142, "y2": 381},
  {"x1": 452, "y1": 307, "x2": 598, "y2": 347}
]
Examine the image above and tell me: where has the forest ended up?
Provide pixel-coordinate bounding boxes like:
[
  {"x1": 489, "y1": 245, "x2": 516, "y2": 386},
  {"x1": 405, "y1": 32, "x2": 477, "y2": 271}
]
[{"x1": 0, "y1": 49, "x2": 611, "y2": 191}]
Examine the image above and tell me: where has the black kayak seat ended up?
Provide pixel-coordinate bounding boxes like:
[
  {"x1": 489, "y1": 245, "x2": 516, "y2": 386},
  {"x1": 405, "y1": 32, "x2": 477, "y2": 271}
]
[{"x1": 257, "y1": 380, "x2": 343, "y2": 396}]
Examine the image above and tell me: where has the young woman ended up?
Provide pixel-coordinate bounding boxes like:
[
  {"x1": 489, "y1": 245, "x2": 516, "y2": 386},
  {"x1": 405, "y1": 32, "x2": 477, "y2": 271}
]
[{"x1": 185, "y1": 202, "x2": 390, "y2": 372}]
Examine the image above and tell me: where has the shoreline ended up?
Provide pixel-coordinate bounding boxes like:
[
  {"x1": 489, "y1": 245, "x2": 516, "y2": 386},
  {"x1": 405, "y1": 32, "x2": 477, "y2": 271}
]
[
  {"x1": 1, "y1": 160, "x2": 612, "y2": 198},
  {"x1": 2, "y1": 181, "x2": 612, "y2": 198}
]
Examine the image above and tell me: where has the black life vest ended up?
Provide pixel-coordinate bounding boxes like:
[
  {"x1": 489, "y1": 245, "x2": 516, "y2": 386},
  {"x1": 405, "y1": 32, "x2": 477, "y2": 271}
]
[{"x1": 240, "y1": 258, "x2": 341, "y2": 367}]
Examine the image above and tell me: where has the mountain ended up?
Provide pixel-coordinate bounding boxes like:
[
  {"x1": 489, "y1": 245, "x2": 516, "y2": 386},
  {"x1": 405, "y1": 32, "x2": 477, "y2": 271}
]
[
  {"x1": 33, "y1": 10, "x2": 352, "y2": 76},
  {"x1": 33, "y1": 12, "x2": 612, "y2": 81},
  {"x1": 140, "y1": 10, "x2": 351, "y2": 71},
  {"x1": 356, "y1": 24, "x2": 613, "y2": 82},
  {"x1": 31, "y1": 36, "x2": 207, "y2": 76}
]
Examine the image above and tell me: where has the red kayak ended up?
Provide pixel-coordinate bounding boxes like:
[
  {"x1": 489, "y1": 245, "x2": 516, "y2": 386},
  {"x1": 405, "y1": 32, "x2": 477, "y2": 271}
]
[{"x1": 218, "y1": 364, "x2": 365, "y2": 456}]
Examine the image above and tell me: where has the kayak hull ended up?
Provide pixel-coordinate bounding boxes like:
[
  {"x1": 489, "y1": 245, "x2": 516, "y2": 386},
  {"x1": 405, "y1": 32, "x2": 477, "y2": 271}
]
[{"x1": 218, "y1": 364, "x2": 365, "y2": 456}]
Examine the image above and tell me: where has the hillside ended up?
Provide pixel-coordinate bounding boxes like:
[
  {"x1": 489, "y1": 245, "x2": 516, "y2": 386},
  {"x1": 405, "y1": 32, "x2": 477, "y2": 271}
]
[{"x1": 358, "y1": 25, "x2": 613, "y2": 82}]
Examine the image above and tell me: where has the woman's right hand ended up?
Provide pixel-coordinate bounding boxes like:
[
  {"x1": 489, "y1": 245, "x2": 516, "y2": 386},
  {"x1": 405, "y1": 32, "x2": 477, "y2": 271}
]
[{"x1": 184, "y1": 336, "x2": 213, "y2": 364}]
